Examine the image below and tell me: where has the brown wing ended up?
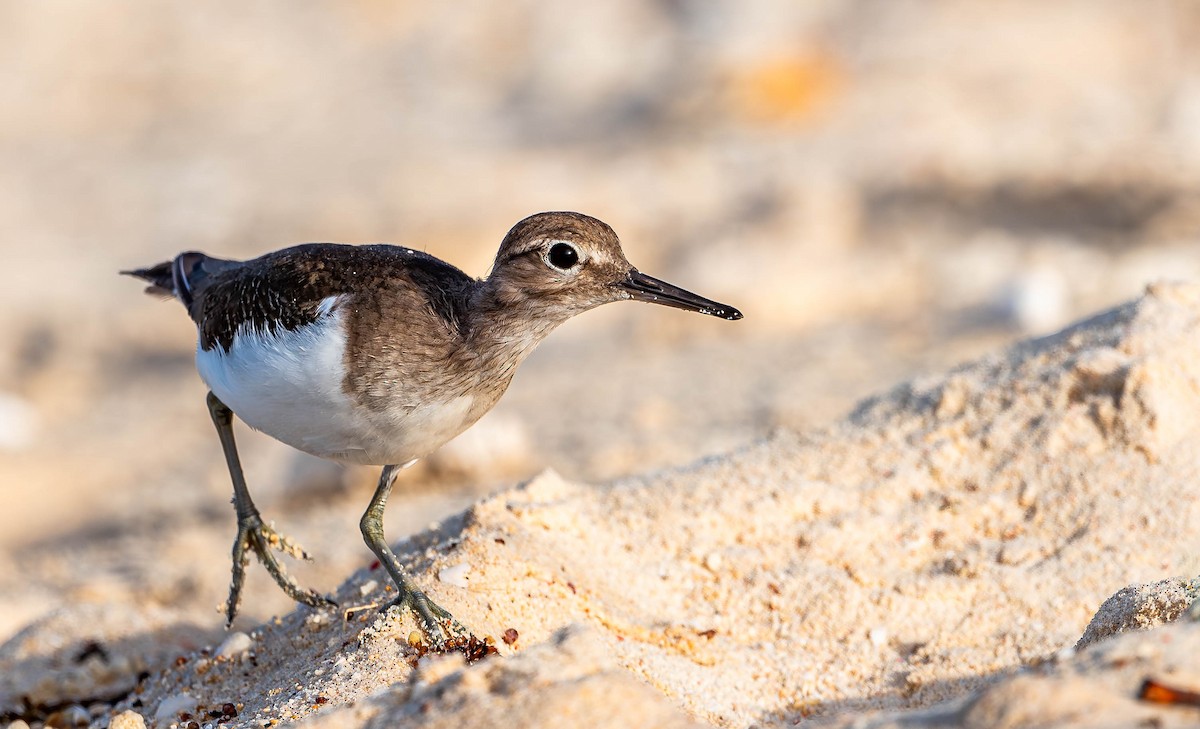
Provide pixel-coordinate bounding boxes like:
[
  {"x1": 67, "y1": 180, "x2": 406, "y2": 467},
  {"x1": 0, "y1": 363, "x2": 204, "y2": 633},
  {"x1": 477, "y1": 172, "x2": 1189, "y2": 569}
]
[{"x1": 191, "y1": 243, "x2": 476, "y2": 352}]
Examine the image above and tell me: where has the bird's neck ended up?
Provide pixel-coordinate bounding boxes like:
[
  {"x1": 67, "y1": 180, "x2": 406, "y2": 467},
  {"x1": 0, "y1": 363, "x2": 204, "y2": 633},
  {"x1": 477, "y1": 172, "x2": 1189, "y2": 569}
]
[{"x1": 465, "y1": 279, "x2": 568, "y2": 377}]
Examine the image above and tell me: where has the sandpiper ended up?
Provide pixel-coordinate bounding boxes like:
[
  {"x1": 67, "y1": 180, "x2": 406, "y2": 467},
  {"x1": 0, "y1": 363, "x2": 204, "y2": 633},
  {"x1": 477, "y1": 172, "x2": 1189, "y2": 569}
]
[{"x1": 124, "y1": 211, "x2": 742, "y2": 649}]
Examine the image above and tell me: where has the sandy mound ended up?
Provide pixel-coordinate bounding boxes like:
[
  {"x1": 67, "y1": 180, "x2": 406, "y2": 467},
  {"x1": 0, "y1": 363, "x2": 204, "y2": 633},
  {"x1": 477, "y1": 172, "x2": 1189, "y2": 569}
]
[
  {"x1": 1076, "y1": 576, "x2": 1199, "y2": 650},
  {"x1": 7, "y1": 281, "x2": 1200, "y2": 728},
  {"x1": 824, "y1": 619, "x2": 1200, "y2": 729}
]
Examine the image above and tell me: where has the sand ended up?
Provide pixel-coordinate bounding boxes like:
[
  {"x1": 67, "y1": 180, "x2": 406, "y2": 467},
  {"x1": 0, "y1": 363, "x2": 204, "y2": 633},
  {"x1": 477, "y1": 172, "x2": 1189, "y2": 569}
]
[
  {"x1": 7, "y1": 3, "x2": 1200, "y2": 728},
  {"x1": 5, "y1": 281, "x2": 1200, "y2": 728}
]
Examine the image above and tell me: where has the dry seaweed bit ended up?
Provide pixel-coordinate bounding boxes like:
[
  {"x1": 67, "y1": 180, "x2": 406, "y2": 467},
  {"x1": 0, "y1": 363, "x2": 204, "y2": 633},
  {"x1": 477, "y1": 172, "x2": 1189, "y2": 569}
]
[
  {"x1": 1138, "y1": 677, "x2": 1200, "y2": 707},
  {"x1": 201, "y1": 702, "x2": 240, "y2": 722},
  {"x1": 502, "y1": 628, "x2": 519, "y2": 645},
  {"x1": 458, "y1": 634, "x2": 500, "y2": 664},
  {"x1": 438, "y1": 629, "x2": 500, "y2": 664},
  {"x1": 402, "y1": 620, "x2": 498, "y2": 663},
  {"x1": 43, "y1": 705, "x2": 89, "y2": 728},
  {"x1": 343, "y1": 602, "x2": 383, "y2": 622}
]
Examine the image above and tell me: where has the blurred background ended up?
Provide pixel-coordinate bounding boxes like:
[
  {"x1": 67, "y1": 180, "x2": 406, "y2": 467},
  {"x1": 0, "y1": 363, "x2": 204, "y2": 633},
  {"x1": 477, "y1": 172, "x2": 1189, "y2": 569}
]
[{"x1": 3, "y1": 0, "x2": 1200, "y2": 640}]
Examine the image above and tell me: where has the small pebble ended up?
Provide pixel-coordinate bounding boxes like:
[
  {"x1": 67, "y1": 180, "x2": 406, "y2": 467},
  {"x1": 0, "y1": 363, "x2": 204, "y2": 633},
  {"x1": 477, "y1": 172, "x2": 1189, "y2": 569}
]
[
  {"x1": 109, "y1": 710, "x2": 148, "y2": 729},
  {"x1": 703, "y1": 552, "x2": 723, "y2": 572},
  {"x1": 359, "y1": 579, "x2": 379, "y2": 596},
  {"x1": 1006, "y1": 265, "x2": 1067, "y2": 334},
  {"x1": 216, "y1": 631, "x2": 253, "y2": 658}
]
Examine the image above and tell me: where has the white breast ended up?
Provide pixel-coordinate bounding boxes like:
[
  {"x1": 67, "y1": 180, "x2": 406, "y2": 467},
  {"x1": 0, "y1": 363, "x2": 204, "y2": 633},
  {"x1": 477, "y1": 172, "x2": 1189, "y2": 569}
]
[{"x1": 194, "y1": 297, "x2": 477, "y2": 466}]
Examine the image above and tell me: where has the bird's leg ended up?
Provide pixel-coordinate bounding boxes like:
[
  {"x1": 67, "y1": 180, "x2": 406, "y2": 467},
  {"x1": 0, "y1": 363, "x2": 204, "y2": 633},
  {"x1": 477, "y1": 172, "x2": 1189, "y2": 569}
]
[
  {"x1": 360, "y1": 463, "x2": 469, "y2": 650},
  {"x1": 206, "y1": 391, "x2": 334, "y2": 625}
]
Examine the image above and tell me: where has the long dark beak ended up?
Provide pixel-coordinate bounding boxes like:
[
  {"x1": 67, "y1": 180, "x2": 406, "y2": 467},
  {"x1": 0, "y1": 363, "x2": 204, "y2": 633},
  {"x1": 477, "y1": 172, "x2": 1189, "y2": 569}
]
[{"x1": 618, "y1": 269, "x2": 743, "y2": 321}]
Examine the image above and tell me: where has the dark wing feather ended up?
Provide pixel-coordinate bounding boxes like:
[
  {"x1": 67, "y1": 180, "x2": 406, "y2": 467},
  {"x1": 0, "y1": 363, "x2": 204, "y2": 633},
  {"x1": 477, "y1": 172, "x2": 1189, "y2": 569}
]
[{"x1": 192, "y1": 243, "x2": 477, "y2": 352}]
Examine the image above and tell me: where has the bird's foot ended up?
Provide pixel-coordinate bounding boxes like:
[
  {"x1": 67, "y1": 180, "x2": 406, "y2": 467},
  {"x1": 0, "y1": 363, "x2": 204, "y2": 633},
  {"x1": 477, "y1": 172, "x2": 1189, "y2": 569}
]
[
  {"x1": 384, "y1": 587, "x2": 495, "y2": 661},
  {"x1": 226, "y1": 514, "x2": 335, "y2": 625}
]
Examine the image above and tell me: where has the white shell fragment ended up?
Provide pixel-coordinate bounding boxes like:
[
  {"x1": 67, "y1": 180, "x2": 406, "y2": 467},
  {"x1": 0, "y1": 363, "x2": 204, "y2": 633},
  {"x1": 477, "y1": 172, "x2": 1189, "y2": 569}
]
[
  {"x1": 437, "y1": 562, "x2": 471, "y2": 588},
  {"x1": 154, "y1": 692, "x2": 197, "y2": 722},
  {"x1": 0, "y1": 392, "x2": 36, "y2": 450}
]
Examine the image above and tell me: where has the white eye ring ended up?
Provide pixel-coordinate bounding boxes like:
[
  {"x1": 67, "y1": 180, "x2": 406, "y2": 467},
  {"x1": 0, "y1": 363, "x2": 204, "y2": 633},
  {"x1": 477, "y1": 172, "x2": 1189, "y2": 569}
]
[{"x1": 544, "y1": 241, "x2": 582, "y2": 271}]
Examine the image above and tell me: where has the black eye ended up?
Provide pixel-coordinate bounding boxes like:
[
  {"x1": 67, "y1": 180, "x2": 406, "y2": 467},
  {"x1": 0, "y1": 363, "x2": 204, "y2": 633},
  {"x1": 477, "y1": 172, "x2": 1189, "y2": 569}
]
[{"x1": 547, "y1": 242, "x2": 580, "y2": 270}]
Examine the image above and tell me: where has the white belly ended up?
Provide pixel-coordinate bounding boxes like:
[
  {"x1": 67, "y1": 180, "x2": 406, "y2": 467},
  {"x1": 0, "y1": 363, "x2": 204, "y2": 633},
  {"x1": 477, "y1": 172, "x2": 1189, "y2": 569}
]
[{"x1": 194, "y1": 300, "x2": 473, "y2": 465}]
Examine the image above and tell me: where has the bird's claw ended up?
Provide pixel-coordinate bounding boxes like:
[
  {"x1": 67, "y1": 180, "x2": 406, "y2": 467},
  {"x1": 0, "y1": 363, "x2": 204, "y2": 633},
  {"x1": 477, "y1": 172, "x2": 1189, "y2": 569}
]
[
  {"x1": 383, "y1": 588, "x2": 470, "y2": 652},
  {"x1": 226, "y1": 514, "x2": 335, "y2": 625}
]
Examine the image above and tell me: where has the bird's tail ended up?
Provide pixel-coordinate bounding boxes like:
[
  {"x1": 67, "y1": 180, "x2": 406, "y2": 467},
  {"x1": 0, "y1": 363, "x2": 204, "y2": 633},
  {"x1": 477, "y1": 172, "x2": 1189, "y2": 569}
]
[{"x1": 122, "y1": 252, "x2": 234, "y2": 309}]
